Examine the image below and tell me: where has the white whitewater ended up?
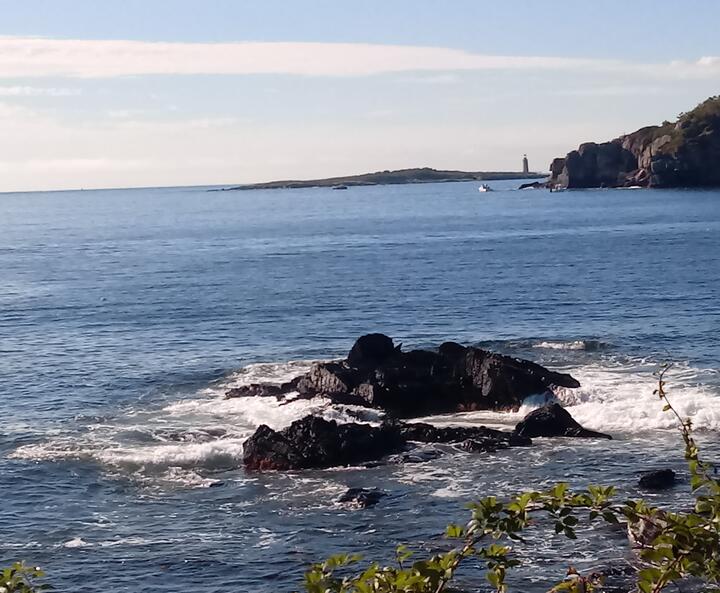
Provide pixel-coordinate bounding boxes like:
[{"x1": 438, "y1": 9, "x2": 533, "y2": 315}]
[{"x1": 11, "y1": 354, "x2": 720, "y2": 487}]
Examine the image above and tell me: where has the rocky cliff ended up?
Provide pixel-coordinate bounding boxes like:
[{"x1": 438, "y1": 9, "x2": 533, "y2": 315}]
[{"x1": 548, "y1": 96, "x2": 720, "y2": 189}]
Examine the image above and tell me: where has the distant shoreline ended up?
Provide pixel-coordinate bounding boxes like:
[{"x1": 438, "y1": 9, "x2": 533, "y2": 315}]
[{"x1": 216, "y1": 167, "x2": 547, "y2": 191}]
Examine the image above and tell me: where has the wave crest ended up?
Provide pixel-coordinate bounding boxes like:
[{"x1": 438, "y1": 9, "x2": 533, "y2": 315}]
[
  {"x1": 10, "y1": 355, "x2": 720, "y2": 488},
  {"x1": 533, "y1": 339, "x2": 609, "y2": 351}
]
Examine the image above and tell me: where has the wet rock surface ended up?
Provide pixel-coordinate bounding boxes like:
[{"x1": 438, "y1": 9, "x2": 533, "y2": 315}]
[
  {"x1": 337, "y1": 488, "x2": 387, "y2": 508},
  {"x1": 242, "y1": 415, "x2": 531, "y2": 471},
  {"x1": 515, "y1": 403, "x2": 612, "y2": 439},
  {"x1": 229, "y1": 333, "x2": 580, "y2": 417},
  {"x1": 242, "y1": 416, "x2": 405, "y2": 471},
  {"x1": 638, "y1": 468, "x2": 677, "y2": 490},
  {"x1": 397, "y1": 421, "x2": 531, "y2": 447},
  {"x1": 383, "y1": 447, "x2": 444, "y2": 465},
  {"x1": 237, "y1": 336, "x2": 615, "y2": 471}
]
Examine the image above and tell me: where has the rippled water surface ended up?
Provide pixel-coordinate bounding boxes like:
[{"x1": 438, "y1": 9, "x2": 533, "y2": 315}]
[{"x1": 1, "y1": 181, "x2": 719, "y2": 591}]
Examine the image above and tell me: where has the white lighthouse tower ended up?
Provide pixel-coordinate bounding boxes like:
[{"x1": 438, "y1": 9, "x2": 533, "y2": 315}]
[{"x1": 522, "y1": 154, "x2": 529, "y2": 175}]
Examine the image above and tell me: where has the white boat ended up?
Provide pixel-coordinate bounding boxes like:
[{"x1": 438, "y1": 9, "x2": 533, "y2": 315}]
[{"x1": 478, "y1": 184, "x2": 492, "y2": 192}]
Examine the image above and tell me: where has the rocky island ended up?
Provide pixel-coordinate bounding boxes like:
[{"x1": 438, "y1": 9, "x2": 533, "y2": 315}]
[
  {"x1": 239, "y1": 334, "x2": 611, "y2": 471},
  {"x1": 220, "y1": 167, "x2": 545, "y2": 190},
  {"x1": 547, "y1": 95, "x2": 720, "y2": 189}
]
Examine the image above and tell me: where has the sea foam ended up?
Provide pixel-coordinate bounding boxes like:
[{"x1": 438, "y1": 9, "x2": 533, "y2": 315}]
[
  {"x1": 555, "y1": 361, "x2": 720, "y2": 433},
  {"x1": 10, "y1": 355, "x2": 720, "y2": 489}
]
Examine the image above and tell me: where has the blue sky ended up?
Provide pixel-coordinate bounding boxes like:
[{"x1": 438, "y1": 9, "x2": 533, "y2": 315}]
[{"x1": 1, "y1": 0, "x2": 719, "y2": 191}]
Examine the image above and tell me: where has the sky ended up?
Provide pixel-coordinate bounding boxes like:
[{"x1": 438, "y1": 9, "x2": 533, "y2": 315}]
[{"x1": 1, "y1": 0, "x2": 719, "y2": 192}]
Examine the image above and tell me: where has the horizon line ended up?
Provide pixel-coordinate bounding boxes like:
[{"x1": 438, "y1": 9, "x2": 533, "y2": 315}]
[{"x1": 0, "y1": 166, "x2": 549, "y2": 195}]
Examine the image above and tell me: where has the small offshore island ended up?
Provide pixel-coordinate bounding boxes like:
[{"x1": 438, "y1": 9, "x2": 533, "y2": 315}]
[{"x1": 220, "y1": 167, "x2": 545, "y2": 191}]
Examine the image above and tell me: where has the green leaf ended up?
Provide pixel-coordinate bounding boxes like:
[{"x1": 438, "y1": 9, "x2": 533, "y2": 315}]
[{"x1": 445, "y1": 524, "x2": 464, "y2": 539}]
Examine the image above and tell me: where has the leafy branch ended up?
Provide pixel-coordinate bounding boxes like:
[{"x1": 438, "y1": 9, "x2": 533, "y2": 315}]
[
  {"x1": 4, "y1": 367, "x2": 719, "y2": 593},
  {"x1": 0, "y1": 563, "x2": 51, "y2": 593},
  {"x1": 302, "y1": 365, "x2": 720, "y2": 593}
]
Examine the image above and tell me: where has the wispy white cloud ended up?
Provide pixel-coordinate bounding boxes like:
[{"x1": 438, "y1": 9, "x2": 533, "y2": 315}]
[
  {"x1": 544, "y1": 85, "x2": 671, "y2": 97},
  {"x1": 0, "y1": 85, "x2": 81, "y2": 96},
  {"x1": 0, "y1": 157, "x2": 150, "y2": 173},
  {"x1": 0, "y1": 37, "x2": 718, "y2": 79},
  {"x1": 401, "y1": 74, "x2": 461, "y2": 84}
]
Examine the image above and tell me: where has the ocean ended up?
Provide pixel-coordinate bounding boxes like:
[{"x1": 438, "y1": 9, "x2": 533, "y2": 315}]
[{"x1": 1, "y1": 179, "x2": 719, "y2": 592}]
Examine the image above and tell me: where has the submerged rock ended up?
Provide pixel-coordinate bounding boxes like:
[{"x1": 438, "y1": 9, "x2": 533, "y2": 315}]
[
  {"x1": 628, "y1": 512, "x2": 667, "y2": 550},
  {"x1": 460, "y1": 438, "x2": 506, "y2": 453},
  {"x1": 638, "y1": 469, "x2": 676, "y2": 490},
  {"x1": 337, "y1": 488, "x2": 386, "y2": 508},
  {"x1": 582, "y1": 562, "x2": 637, "y2": 593},
  {"x1": 384, "y1": 447, "x2": 444, "y2": 465},
  {"x1": 514, "y1": 403, "x2": 612, "y2": 439},
  {"x1": 230, "y1": 333, "x2": 581, "y2": 417},
  {"x1": 518, "y1": 180, "x2": 545, "y2": 190}
]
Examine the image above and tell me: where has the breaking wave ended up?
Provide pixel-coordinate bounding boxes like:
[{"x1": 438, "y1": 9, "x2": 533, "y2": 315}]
[
  {"x1": 554, "y1": 360, "x2": 720, "y2": 433},
  {"x1": 532, "y1": 339, "x2": 610, "y2": 352},
  {"x1": 9, "y1": 360, "x2": 381, "y2": 486},
  {"x1": 9, "y1": 351, "x2": 720, "y2": 488}
]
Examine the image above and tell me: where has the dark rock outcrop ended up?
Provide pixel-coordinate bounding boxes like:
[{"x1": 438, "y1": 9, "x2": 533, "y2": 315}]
[
  {"x1": 548, "y1": 95, "x2": 720, "y2": 189},
  {"x1": 242, "y1": 415, "x2": 530, "y2": 471},
  {"x1": 242, "y1": 416, "x2": 405, "y2": 471},
  {"x1": 225, "y1": 376, "x2": 301, "y2": 400},
  {"x1": 515, "y1": 403, "x2": 612, "y2": 439},
  {"x1": 337, "y1": 488, "x2": 386, "y2": 508},
  {"x1": 551, "y1": 141, "x2": 637, "y2": 189},
  {"x1": 638, "y1": 469, "x2": 676, "y2": 490},
  {"x1": 229, "y1": 334, "x2": 581, "y2": 418},
  {"x1": 583, "y1": 562, "x2": 637, "y2": 593},
  {"x1": 398, "y1": 422, "x2": 531, "y2": 447},
  {"x1": 384, "y1": 448, "x2": 444, "y2": 465},
  {"x1": 225, "y1": 383, "x2": 287, "y2": 399},
  {"x1": 459, "y1": 437, "x2": 506, "y2": 453},
  {"x1": 518, "y1": 180, "x2": 544, "y2": 190},
  {"x1": 347, "y1": 333, "x2": 398, "y2": 366}
]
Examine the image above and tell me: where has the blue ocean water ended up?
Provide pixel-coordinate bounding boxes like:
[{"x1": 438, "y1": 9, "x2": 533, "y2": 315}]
[{"x1": 1, "y1": 180, "x2": 719, "y2": 592}]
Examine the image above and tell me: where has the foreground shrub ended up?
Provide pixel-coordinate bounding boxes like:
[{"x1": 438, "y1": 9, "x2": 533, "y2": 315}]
[
  {"x1": 0, "y1": 563, "x2": 50, "y2": 592},
  {"x1": 3, "y1": 366, "x2": 717, "y2": 592},
  {"x1": 303, "y1": 365, "x2": 720, "y2": 593}
]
